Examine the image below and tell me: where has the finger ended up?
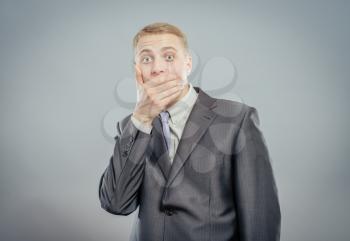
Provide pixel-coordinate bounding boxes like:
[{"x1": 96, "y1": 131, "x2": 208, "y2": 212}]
[
  {"x1": 147, "y1": 73, "x2": 180, "y2": 88},
  {"x1": 158, "y1": 89, "x2": 182, "y2": 111},
  {"x1": 156, "y1": 84, "x2": 182, "y2": 101},
  {"x1": 152, "y1": 79, "x2": 182, "y2": 93}
]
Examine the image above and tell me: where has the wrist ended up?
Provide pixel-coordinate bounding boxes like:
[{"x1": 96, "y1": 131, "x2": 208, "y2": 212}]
[{"x1": 132, "y1": 112, "x2": 153, "y2": 126}]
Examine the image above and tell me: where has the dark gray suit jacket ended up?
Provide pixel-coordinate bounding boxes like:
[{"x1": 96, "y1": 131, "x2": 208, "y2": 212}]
[{"x1": 99, "y1": 86, "x2": 281, "y2": 241}]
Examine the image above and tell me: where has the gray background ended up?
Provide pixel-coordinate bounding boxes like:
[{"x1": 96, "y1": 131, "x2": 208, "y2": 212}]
[{"x1": 1, "y1": 0, "x2": 349, "y2": 241}]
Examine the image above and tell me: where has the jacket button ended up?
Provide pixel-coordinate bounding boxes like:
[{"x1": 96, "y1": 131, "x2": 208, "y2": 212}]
[
  {"x1": 164, "y1": 208, "x2": 174, "y2": 216},
  {"x1": 122, "y1": 150, "x2": 128, "y2": 157}
]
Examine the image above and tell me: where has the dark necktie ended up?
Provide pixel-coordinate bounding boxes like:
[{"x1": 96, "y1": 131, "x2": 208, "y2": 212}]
[
  {"x1": 150, "y1": 111, "x2": 172, "y2": 178},
  {"x1": 159, "y1": 111, "x2": 171, "y2": 153}
]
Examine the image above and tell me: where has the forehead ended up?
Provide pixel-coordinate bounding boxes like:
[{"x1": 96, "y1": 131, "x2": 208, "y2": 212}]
[{"x1": 135, "y1": 33, "x2": 183, "y2": 55}]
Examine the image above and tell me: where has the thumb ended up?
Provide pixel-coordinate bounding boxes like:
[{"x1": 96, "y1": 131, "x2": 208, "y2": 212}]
[{"x1": 134, "y1": 65, "x2": 144, "y2": 86}]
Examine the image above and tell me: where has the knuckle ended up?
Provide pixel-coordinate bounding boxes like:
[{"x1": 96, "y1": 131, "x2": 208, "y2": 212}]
[
  {"x1": 155, "y1": 101, "x2": 163, "y2": 109},
  {"x1": 146, "y1": 88, "x2": 153, "y2": 96},
  {"x1": 149, "y1": 95, "x2": 156, "y2": 103}
]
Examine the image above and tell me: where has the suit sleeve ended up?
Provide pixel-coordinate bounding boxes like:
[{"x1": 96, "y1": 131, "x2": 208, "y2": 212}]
[
  {"x1": 131, "y1": 115, "x2": 153, "y2": 134},
  {"x1": 98, "y1": 116, "x2": 152, "y2": 215},
  {"x1": 233, "y1": 106, "x2": 281, "y2": 241}
]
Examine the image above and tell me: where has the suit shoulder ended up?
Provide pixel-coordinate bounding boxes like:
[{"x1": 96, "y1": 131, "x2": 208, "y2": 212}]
[
  {"x1": 213, "y1": 97, "x2": 255, "y2": 119},
  {"x1": 116, "y1": 113, "x2": 132, "y2": 134}
]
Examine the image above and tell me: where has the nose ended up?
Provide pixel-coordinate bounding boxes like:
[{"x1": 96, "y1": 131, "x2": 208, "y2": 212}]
[{"x1": 151, "y1": 57, "x2": 167, "y2": 76}]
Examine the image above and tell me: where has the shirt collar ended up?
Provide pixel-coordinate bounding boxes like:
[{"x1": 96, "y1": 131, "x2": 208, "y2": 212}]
[{"x1": 166, "y1": 82, "x2": 198, "y2": 125}]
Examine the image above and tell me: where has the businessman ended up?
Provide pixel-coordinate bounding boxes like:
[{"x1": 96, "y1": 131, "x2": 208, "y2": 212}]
[{"x1": 98, "y1": 22, "x2": 281, "y2": 241}]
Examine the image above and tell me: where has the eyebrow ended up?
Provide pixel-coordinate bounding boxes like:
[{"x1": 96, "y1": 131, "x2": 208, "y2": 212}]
[{"x1": 138, "y1": 46, "x2": 178, "y2": 55}]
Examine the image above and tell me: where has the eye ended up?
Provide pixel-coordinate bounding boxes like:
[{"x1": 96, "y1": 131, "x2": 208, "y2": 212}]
[
  {"x1": 165, "y1": 54, "x2": 175, "y2": 62},
  {"x1": 141, "y1": 56, "x2": 152, "y2": 64}
]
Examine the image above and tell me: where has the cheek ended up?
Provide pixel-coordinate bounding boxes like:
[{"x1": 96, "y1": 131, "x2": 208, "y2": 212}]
[
  {"x1": 171, "y1": 63, "x2": 188, "y2": 79},
  {"x1": 169, "y1": 63, "x2": 186, "y2": 76}
]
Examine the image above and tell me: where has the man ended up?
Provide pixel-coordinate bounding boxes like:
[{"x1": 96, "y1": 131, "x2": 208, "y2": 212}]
[{"x1": 99, "y1": 22, "x2": 281, "y2": 241}]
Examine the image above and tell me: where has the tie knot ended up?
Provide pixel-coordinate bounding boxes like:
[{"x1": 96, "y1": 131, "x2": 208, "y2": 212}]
[{"x1": 159, "y1": 111, "x2": 170, "y2": 123}]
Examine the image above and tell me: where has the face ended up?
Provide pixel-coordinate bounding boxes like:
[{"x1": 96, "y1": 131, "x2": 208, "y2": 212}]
[{"x1": 134, "y1": 33, "x2": 192, "y2": 84}]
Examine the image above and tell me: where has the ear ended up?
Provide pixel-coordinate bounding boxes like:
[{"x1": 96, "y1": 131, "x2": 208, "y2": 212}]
[{"x1": 185, "y1": 52, "x2": 192, "y2": 76}]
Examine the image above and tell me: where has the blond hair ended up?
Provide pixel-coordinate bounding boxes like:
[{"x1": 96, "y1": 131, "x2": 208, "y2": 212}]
[{"x1": 133, "y1": 22, "x2": 189, "y2": 53}]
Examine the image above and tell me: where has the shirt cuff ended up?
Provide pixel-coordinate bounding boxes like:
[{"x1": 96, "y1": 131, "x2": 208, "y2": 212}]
[{"x1": 130, "y1": 115, "x2": 153, "y2": 134}]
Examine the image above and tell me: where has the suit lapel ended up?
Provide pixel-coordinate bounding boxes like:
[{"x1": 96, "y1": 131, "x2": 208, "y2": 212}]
[{"x1": 165, "y1": 87, "x2": 217, "y2": 188}]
